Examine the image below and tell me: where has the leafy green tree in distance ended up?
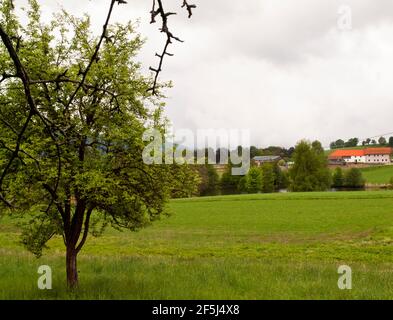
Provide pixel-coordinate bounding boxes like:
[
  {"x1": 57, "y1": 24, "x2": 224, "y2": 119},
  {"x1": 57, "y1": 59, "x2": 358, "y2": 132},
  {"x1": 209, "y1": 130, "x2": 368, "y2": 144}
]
[
  {"x1": 205, "y1": 165, "x2": 220, "y2": 196},
  {"x1": 389, "y1": 137, "x2": 393, "y2": 148},
  {"x1": 239, "y1": 163, "x2": 285, "y2": 194},
  {"x1": 335, "y1": 139, "x2": 345, "y2": 149},
  {"x1": 220, "y1": 162, "x2": 244, "y2": 195},
  {"x1": 245, "y1": 167, "x2": 263, "y2": 193},
  {"x1": 332, "y1": 167, "x2": 344, "y2": 188},
  {"x1": 238, "y1": 176, "x2": 247, "y2": 193},
  {"x1": 273, "y1": 162, "x2": 288, "y2": 190},
  {"x1": 197, "y1": 164, "x2": 220, "y2": 196},
  {"x1": 344, "y1": 137, "x2": 359, "y2": 147},
  {"x1": 344, "y1": 168, "x2": 365, "y2": 188},
  {"x1": 0, "y1": 1, "x2": 191, "y2": 287},
  {"x1": 289, "y1": 140, "x2": 331, "y2": 192},
  {"x1": 170, "y1": 164, "x2": 201, "y2": 198},
  {"x1": 379, "y1": 137, "x2": 387, "y2": 146},
  {"x1": 250, "y1": 146, "x2": 259, "y2": 159},
  {"x1": 331, "y1": 138, "x2": 359, "y2": 149},
  {"x1": 261, "y1": 163, "x2": 275, "y2": 193}
]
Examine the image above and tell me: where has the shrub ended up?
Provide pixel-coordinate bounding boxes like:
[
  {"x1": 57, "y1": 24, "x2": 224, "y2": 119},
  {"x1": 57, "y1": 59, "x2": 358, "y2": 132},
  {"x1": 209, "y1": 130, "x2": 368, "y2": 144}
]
[
  {"x1": 261, "y1": 164, "x2": 275, "y2": 193},
  {"x1": 332, "y1": 167, "x2": 344, "y2": 188},
  {"x1": 245, "y1": 167, "x2": 263, "y2": 193},
  {"x1": 344, "y1": 168, "x2": 365, "y2": 188}
]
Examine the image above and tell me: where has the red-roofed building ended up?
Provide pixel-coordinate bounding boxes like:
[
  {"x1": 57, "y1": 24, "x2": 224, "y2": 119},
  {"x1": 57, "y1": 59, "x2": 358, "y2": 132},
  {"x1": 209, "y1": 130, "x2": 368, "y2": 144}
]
[
  {"x1": 364, "y1": 147, "x2": 392, "y2": 155},
  {"x1": 329, "y1": 147, "x2": 392, "y2": 164},
  {"x1": 364, "y1": 147, "x2": 392, "y2": 164}
]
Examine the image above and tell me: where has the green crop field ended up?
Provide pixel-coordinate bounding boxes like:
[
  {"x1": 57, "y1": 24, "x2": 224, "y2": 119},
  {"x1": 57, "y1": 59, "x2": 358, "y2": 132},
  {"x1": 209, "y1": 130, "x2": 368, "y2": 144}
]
[
  {"x1": 2, "y1": 191, "x2": 393, "y2": 300},
  {"x1": 360, "y1": 166, "x2": 393, "y2": 184}
]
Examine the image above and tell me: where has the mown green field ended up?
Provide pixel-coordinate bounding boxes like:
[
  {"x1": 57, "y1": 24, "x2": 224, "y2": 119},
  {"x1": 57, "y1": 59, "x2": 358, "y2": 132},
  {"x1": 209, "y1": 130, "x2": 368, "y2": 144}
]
[
  {"x1": 360, "y1": 166, "x2": 393, "y2": 184},
  {"x1": 2, "y1": 191, "x2": 393, "y2": 299}
]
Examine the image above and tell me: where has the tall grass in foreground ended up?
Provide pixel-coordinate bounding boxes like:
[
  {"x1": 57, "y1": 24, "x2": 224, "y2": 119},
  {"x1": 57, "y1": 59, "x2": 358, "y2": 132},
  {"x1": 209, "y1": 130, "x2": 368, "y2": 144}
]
[
  {"x1": 2, "y1": 191, "x2": 393, "y2": 299},
  {"x1": 2, "y1": 254, "x2": 393, "y2": 300}
]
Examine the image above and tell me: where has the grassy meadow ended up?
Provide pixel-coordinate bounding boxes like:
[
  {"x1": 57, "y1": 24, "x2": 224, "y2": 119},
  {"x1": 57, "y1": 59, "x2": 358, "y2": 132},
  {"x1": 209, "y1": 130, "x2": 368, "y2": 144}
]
[
  {"x1": 360, "y1": 165, "x2": 393, "y2": 184},
  {"x1": 2, "y1": 191, "x2": 393, "y2": 299}
]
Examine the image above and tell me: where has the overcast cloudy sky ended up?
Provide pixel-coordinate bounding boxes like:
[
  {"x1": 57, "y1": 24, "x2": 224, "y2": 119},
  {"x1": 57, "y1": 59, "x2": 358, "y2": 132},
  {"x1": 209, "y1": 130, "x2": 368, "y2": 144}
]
[{"x1": 16, "y1": 0, "x2": 393, "y2": 148}]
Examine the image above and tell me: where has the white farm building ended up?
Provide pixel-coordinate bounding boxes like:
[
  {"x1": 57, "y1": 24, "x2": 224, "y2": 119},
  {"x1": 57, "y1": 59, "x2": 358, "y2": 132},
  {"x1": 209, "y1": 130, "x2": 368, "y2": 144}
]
[{"x1": 328, "y1": 147, "x2": 392, "y2": 164}]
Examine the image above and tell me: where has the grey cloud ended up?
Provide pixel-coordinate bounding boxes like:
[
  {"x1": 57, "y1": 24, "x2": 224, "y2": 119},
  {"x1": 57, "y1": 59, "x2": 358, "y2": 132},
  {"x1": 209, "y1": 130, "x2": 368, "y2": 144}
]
[{"x1": 14, "y1": 0, "x2": 393, "y2": 148}]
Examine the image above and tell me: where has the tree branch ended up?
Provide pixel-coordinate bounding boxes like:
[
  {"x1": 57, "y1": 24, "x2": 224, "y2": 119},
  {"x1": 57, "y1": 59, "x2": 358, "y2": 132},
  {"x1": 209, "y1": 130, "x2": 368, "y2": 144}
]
[
  {"x1": 0, "y1": 24, "x2": 63, "y2": 207},
  {"x1": 148, "y1": 0, "x2": 196, "y2": 94},
  {"x1": 182, "y1": 0, "x2": 196, "y2": 18},
  {"x1": 63, "y1": 0, "x2": 123, "y2": 111},
  {"x1": 76, "y1": 206, "x2": 93, "y2": 253}
]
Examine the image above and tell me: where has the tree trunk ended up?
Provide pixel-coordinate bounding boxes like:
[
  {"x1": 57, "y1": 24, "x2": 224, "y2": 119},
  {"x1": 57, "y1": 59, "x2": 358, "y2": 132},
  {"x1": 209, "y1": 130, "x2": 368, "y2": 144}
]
[{"x1": 66, "y1": 247, "x2": 78, "y2": 288}]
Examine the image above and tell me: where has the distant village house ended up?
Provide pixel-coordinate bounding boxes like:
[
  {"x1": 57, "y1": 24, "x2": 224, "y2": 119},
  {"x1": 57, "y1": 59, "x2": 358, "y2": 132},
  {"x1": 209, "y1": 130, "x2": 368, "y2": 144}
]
[{"x1": 328, "y1": 147, "x2": 392, "y2": 165}]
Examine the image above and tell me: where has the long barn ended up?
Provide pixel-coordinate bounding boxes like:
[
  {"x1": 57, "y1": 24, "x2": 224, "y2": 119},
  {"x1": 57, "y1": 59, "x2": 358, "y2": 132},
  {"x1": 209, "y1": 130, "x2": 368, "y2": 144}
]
[{"x1": 329, "y1": 147, "x2": 392, "y2": 164}]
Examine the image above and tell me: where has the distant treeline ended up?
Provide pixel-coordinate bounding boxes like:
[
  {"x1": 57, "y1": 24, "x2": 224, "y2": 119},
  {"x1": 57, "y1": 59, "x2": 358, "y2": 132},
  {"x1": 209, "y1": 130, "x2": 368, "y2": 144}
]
[
  {"x1": 330, "y1": 136, "x2": 393, "y2": 149},
  {"x1": 171, "y1": 140, "x2": 367, "y2": 198}
]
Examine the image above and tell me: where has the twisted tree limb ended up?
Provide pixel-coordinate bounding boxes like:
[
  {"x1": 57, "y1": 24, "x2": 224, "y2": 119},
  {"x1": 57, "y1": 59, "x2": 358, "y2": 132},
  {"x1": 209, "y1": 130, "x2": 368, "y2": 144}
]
[{"x1": 148, "y1": 0, "x2": 196, "y2": 94}]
